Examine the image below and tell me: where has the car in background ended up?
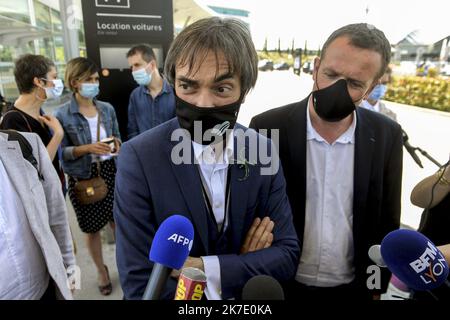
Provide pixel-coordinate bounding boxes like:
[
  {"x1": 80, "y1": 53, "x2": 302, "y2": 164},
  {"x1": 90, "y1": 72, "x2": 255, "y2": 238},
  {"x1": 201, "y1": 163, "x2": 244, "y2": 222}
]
[
  {"x1": 258, "y1": 59, "x2": 274, "y2": 71},
  {"x1": 293, "y1": 56, "x2": 302, "y2": 75},
  {"x1": 302, "y1": 61, "x2": 314, "y2": 74},
  {"x1": 274, "y1": 62, "x2": 290, "y2": 71},
  {"x1": 440, "y1": 63, "x2": 450, "y2": 77}
]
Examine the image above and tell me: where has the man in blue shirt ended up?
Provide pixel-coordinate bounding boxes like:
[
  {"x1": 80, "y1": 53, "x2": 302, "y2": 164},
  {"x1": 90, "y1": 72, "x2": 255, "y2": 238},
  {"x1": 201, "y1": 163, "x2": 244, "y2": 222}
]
[{"x1": 126, "y1": 44, "x2": 176, "y2": 139}]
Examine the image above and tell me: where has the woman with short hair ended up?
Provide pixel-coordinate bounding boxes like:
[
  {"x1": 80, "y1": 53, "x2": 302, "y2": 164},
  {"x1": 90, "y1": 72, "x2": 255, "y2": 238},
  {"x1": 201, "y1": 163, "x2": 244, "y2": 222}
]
[
  {"x1": 55, "y1": 57, "x2": 121, "y2": 296},
  {"x1": 0, "y1": 54, "x2": 65, "y2": 188}
]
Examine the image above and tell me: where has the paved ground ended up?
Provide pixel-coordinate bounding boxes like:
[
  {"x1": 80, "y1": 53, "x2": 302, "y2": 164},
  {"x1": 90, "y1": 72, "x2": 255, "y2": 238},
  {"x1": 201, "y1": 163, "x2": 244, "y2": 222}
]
[
  {"x1": 67, "y1": 198, "x2": 123, "y2": 300},
  {"x1": 58, "y1": 70, "x2": 449, "y2": 299}
]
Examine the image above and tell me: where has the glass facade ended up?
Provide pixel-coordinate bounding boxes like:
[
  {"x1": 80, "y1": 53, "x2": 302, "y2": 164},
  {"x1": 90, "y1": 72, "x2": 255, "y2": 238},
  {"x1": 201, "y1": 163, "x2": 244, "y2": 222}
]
[
  {"x1": 206, "y1": 5, "x2": 250, "y2": 30},
  {"x1": 0, "y1": 0, "x2": 30, "y2": 23},
  {"x1": 207, "y1": 6, "x2": 249, "y2": 18},
  {"x1": 0, "y1": 0, "x2": 85, "y2": 100}
]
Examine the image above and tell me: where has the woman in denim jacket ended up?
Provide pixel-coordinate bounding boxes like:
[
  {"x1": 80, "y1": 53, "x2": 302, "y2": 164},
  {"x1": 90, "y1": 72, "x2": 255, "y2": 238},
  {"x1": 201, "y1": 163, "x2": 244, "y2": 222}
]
[{"x1": 55, "y1": 57, "x2": 121, "y2": 296}]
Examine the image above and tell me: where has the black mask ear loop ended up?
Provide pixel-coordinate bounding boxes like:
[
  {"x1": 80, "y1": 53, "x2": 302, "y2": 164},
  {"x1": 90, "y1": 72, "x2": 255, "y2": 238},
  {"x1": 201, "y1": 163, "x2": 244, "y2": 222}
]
[
  {"x1": 311, "y1": 64, "x2": 322, "y2": 109},
  {"x1": 313, "y1": 62, "x2": 321, "y2": 91}
]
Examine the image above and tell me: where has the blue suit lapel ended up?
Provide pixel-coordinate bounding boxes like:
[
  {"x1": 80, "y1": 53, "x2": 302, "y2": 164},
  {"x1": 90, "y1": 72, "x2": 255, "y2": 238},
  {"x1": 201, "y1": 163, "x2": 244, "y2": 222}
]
[
  {"x1": 165, "y1": 122, "x2": 253, "y2": 254},
  {"x1": 228, "y1": 129, "x2": 251, "y2": 251}
]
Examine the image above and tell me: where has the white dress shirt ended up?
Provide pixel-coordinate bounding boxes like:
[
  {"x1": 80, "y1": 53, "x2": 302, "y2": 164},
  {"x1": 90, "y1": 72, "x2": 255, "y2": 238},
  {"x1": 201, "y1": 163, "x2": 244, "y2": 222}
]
[
  {"x1": 0, "y1": 159, "x2": 50, "y2": 299},
  {"x1": 360, "y1": 100, "x2": 380, "y2": 113},
  {"x1": 296, "y1": 102, "x2": 357, "y2": 287},
  {"x1": 192, "y1": 132, "x2": 234, "y2": 300}
]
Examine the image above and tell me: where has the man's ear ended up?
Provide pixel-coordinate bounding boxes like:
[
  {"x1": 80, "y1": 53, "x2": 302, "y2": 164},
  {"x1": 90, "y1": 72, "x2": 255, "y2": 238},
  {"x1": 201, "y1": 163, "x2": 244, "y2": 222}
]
[
  {"x1": 364, "y1": 80, "x2": 379, "y2": 100},
  {"x1": 312, "y1": 57, "x2": 321, "y2": 82}
]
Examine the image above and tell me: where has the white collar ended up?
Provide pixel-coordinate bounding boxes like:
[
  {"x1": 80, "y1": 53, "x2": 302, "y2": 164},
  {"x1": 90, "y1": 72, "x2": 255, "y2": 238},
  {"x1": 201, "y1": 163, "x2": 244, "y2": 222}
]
[
  {"x1": 192, "y1": 130, "x2": 235, "y2": 166},
  {"x1": 361, "y1": 99, "x2": 380, "y2": 113}
]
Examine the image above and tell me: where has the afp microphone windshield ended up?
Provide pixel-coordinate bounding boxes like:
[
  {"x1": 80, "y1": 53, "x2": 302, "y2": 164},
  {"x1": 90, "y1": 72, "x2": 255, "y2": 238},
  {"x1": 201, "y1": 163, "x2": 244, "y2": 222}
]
[
  {"x1": 380, "y1": 229, "x2": 449, "y2": 291},
  {"x1": 142, "y1": 215, "x2": 194, "y2": 300}
]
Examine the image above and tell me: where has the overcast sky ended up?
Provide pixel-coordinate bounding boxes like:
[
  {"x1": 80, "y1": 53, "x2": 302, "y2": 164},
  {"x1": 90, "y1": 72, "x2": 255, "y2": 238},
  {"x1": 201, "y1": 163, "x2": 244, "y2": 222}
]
[{"x1": 203, "y1": 0, "x2": 449, "y2": 49}]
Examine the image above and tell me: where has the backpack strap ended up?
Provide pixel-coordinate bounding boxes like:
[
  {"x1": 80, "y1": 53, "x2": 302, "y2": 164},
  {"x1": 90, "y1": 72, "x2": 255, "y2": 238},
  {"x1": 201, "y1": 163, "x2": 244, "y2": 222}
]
[
  {"x1": 0, "y1": 129, "x2": 44, "y2": 181},
  {"x1": 1, "y1": 109, "x2": 33, "y2": 132}
]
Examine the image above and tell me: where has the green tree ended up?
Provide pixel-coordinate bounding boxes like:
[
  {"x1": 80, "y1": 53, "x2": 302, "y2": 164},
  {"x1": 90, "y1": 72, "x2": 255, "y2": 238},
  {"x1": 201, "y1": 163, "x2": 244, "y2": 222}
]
[
  {"x1": 278, "y1": 38, "x2": 281, "y2": 54},
  {"x1": 291, "y1": 38, "x2": 295, "y2": 55},
  {"x1": 304, "y1": 40, "x2": 308, "y2": 58},
  {"x1": 263, "y1": 37, "x2": 268, "y2": 53}
]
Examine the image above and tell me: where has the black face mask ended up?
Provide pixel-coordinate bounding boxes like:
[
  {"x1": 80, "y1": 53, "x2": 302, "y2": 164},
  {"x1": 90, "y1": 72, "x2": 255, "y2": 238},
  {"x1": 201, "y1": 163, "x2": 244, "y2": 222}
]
[
  {"x1": 175, "y1": 95, "x2": 241, "y2": 145},
  {"x1": 312, "y1": 78, "x2": 360, "y2": 122}
]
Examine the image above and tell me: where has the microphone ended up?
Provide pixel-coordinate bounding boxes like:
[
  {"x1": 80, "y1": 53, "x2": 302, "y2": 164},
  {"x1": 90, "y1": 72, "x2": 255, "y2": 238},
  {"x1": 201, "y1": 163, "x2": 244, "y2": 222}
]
[
  {"x1": 241, "y1": 275, "x2": 285, "y2": 300},
  {"x1": 390, "y1": 274, "x2": 411, "y2": 292},
  {"x1": 174, "y1": 267, "x2": 207, "y2": 300},
  {"x1": 368, "y1": 245, "x2": 413, "y2": 299},
  {"x1": 402, "y1": 130, "x2": 423, "y2": 168},
  {"x1": 368, "y1": 244, "x2": 387, "y2": 267},
  {"x1": 142, "y1": 215, "x2": 194, "y2": 300},
  {"x1": 380, "y1": 229, "x2": 449, "y2": 292}
]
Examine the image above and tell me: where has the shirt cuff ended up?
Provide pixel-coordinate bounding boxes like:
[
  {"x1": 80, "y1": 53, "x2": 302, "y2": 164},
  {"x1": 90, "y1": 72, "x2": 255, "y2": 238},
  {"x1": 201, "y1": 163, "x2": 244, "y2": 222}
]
[
  {"x1": 201, "y1": 256, "x2": 222, "y2": 300},
  {"x1": 63, "y1": 146, "x2": 76, "y2": 161}
]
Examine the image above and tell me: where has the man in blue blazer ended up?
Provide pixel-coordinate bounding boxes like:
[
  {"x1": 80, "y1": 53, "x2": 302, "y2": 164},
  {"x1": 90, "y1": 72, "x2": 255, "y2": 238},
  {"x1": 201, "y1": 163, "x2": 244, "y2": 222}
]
[{"x1": 114, "y1": 17, "x2": 300, "y2": 300}]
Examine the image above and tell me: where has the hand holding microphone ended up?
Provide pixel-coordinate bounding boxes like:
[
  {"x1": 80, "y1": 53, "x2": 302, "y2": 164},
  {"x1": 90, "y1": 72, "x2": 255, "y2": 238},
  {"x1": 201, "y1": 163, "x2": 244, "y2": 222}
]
[
  {"x1": 142, "y1": 215, "x2": 194, "y2": 300},
  {"x1": 171, "y1": 256, "x2": 204, "y2": 278}
]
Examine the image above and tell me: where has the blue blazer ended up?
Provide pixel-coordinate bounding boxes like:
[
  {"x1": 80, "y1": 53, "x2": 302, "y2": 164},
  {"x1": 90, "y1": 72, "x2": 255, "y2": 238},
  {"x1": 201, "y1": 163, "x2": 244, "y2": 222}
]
[{"x1": 114, "y1": 118, "x2": 300, "y2": 300}]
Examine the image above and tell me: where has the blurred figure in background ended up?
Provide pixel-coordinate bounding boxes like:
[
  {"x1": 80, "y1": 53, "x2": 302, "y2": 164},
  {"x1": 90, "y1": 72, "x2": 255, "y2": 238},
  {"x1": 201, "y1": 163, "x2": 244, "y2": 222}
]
[
  {"x1": 360, "y1": 66, "x2": 397, "y2": 122},
  {"x1": 411, "y1": 156, "x2": 450, "y2": 300},
  {"x1": 0, "y1": 92, "x2": 12, "y2": 116},
  {"x1": 0, "y1": 54, "x2": 66, "y2": 191},
  {"x1": 126, "y1": 44, "x2": 175, "y2": 140},
  {"x1": 412, "y1": 156, "x2": 450, "y2": 247}
]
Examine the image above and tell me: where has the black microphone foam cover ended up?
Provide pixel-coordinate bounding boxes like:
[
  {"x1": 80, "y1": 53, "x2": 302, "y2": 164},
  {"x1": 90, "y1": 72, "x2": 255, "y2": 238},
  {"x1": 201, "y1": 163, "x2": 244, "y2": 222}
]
[{"x1": 242, "y1": 275, "x2": 285, "y2": 300}]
